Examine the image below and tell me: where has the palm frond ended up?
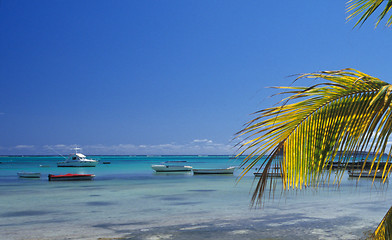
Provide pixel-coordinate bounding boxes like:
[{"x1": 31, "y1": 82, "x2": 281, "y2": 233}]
[
  {"x1": 347, "y1": 0, "x2": 392, "y2": 28},
  {"x1": 373, "y1": 205, "x2": 392, "y2": 239},
  {"x1": 236, "y1": 68, "x2": 392, "y2": 206}
]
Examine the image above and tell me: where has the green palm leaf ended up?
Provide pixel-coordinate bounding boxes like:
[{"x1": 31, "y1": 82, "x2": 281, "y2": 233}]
[
  {"x1": 347, "y1": 0, "x2": 392, "y2": 27},
  {"x1": 236, "y1": 68, "x2": 392, "y2": 206}
]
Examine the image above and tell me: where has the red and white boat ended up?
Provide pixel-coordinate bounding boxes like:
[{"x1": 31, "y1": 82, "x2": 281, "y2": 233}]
[{"x1": 48, "y1": 173, "x2": 95, "y2": 181}]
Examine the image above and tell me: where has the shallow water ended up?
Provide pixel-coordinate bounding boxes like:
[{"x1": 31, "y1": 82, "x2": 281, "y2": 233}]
[{"x1": 0, "y1": 155, "x2": 391, "y2": 240}]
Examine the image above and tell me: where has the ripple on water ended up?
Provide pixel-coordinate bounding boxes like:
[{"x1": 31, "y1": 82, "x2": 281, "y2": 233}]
[
  {"x1": 168, "y1": 201, "x2": 203, "y2": 206},
  {"x1": 1, "y1": 210, "x2": 53, "y2": 217},
  {"x1": 187, "y1": 189, "x2": 216, "y2": 192},
  {"x1": 85, "y1": 201, "x2": 116, "y2": 206},
  {"x1": 160, "y1": 196, "x2": 186, "y2": 201}
]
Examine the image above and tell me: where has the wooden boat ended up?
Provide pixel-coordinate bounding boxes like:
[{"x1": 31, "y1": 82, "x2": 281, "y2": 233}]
[
  {"x1": 348, "y1": 169, "x2": 386, "y2": 178},
  {"x1": 192, "y1": 167, "x2": 235, "y2": 174},
  {"x1": 17, "y1": 172, "x2": 41, "y2": 178},
  {"x1": 151, "y1": 161, "x2": 192, "y2": 172},
  {"x1": 48, "y1": 173, "x2": 95, "y2": 181}
]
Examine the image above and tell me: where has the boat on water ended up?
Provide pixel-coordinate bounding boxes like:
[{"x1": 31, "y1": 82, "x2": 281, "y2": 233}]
[
  {"x1": 17, "y1": 172, "x2": 41, "y2": 178},
  {"x1": 48, "y1": 173, "x2": 95, "y2": 181},
  {"x1": 254, "y1": 166, "x2": 282, "y2": 177},
  {"x1": 254, "y1": 172, "x2": 281, "y2": 177},
  {"x1": 151, "y1": 161, "x2": 192, "y2": 172},
  {"x1": 192, "y1": 166, "x2": 235, "y2": 174},
  {"x1": 348, "y1": 169, "x2": 387, "y2": 178},
  {"x1": 57, "y1": 148, "x2": 98, "y2": 167}
]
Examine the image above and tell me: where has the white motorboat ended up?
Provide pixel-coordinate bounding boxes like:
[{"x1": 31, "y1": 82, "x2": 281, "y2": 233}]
[
  {"x1": 151, "y1": 161, "x2": 192, "y2": 172},
  {"x1": 192, "y1": 167, "x2": 235, "y2": 174},
  {"x1": 17, "y1": 172, "x2": 41, "y2": 178},
  {"x1": 57, "y1": 148, "x2": 98, "y2": 167},
  {"x1": 348, "y1": 169, "x2": 386, "y2": 178}
]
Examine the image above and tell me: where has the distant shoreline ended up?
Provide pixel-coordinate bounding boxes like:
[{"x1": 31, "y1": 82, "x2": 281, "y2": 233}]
[{"x1": 0, "y1": 154, "x2": 239, "y2": 157}]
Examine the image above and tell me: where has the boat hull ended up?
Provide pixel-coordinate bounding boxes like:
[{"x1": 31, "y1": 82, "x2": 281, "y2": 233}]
[
  {"x1": 348, "y1": 170, "x2": 385, "y2": 178},
  {"x1": 48, "y1": 174, "x2": 95, "y2": 181},
  {"x1": 151, "y1": 165, "x2": 192, "y2": 172},
  {"x1": 57, "y1": 161, "x2": 98, "y2": 167},
  {"x1": 193, "y1": 167, "x2": 235, "y2": 174}
]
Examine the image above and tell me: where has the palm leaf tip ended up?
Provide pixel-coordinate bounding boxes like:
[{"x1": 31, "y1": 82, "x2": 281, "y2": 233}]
[
  {"x1": 346, "y1": 0, "x2": 392, "y2": 28},
  {"x1": 373, "y1": 205, "x2": 392, "y2": 240}
]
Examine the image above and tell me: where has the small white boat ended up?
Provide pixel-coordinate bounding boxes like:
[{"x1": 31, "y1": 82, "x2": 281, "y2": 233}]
[
  {"x1": 192, "y1": 167, "x2": 235, "y2": 174},
  {"x1": 348, "y1": 169, "x2": 386, "y2": 178},
  {"x1": 17, "y1": 172, "x2": 41, "y2": 178},
  {"x1": 57, "y1": 148, "x2": 98, "y2": 167},
  {"x1": 151, "y1": 161, "x2": 192, "y2": 172}
]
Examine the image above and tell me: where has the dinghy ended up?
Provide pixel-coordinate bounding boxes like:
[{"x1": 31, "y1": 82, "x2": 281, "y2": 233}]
[
  {"x1": 192, "y1": 167, "x2": 235, "y2": 174},
  {"x1": 151, "y1": 161, "x2": 192, "y2": 172}
]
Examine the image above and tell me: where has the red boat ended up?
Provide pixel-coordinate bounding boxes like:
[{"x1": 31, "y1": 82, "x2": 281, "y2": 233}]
[{"x1": 48, "y1": 173, "x2": 95, "y2": 181}]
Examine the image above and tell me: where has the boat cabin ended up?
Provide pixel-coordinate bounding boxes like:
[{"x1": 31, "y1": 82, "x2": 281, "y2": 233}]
[{"x1": 69, "y1": 153, "x2": 87, "y2": 160}]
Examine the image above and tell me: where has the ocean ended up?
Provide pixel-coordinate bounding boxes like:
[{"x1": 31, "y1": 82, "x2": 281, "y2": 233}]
[{"x1": 0, "y1": 155, "x2": 391, "y2": 240}]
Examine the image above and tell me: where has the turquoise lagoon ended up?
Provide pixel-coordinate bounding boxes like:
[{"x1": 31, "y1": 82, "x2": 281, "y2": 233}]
[{"x1": 0, "y1": 155, "x2": 391, "y2": 240}]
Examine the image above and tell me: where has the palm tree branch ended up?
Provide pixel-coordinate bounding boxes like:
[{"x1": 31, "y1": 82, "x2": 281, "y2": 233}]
[
  {"x1": 236, "y1": 69, "x2": 392, "y2": 206},
  {"x1": 347, "y1": 0, "x2": 392, "y2": 27}
]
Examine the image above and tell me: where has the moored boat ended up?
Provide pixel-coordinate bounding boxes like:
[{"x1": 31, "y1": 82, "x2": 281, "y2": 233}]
[
  {"x1": 48, "y1": 173, "x2": 95, "y2": 181},
  {"x1": 151, "y1": 161, "x2": 192, "y2": 172},
  {"x1": 192, "y1": 167, "x2": 235, "y2": 174},
  {"x1": 254, "y1": 172, "x2": 281, "y2": 177},
  {"x1": 348, "y1": 169, "x2": 386, "y2": 178},
  {"x1": 254, "y1": 166, "x2": 282, "y2": 177},
  {"x1": 17, "y1": 172, "x2": 41, "y2": 178},
  {"x1": 57, "y1": 148, "x2": 98, "y2": 167}
]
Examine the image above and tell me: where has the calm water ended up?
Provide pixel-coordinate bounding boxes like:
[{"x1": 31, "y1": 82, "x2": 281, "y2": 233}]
[{"x1": 0, "y1": 155, "x2": 391, "y2": 240}]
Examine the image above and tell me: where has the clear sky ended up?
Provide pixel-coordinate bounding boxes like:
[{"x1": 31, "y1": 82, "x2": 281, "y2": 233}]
[{"x1": 1, "y1": 1, "x2": 392, "y2": 155}]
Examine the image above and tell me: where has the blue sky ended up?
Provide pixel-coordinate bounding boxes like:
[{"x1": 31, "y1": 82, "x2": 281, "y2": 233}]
[{"x1": 1, "y1": 1, "x2": 392, "y2": 155}]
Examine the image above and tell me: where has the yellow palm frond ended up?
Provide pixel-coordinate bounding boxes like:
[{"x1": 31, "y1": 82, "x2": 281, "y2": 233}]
[
  {"x1": 347, "y1": 0, "x2": 392, "y2": 27},
  {"x1": 236, "y1": 68, "x2": 392, "y2": 206},
  {"x1": 373, "y1": 205, "x2": 392, "y2": 239}
]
